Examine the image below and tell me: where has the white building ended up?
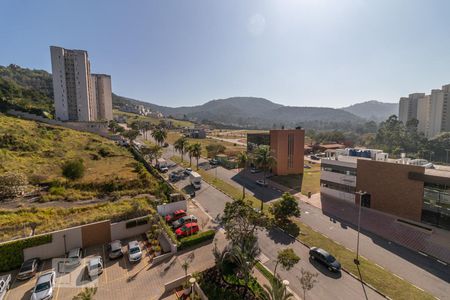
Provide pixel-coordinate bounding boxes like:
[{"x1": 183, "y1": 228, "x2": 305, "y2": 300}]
[
  {"x1": 91, "y1": 74, "x2": 113, "y2": 121},
  {"x1": 50, "y1": 46, "x2": 113, "y2": 122},
  {"x1": 398, "y1": 93, "x2": 425, "y2": 125}
]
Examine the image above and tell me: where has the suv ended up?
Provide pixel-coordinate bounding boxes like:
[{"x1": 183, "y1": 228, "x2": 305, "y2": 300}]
[
  {"x1": 128, "y1": 241, "x2": 142, "y2": 263},
  {"x1": 309, "y1": 247, "x2": 341, "y2": 272},
  {"x1": 30, "y1": 271, "x2": 55, "y2": 300},
  {"x1": 108, "y1": 240, "x2": 124, "y2": 260},
  {"x1": 65, "y1": 247, "x2": 83, "y2": 268},
  {"x1": 165, "y1": 210, "x2": 187, "y2": 223},
  {"x1": 87, "y1": 256, "x2": 104, "y2": 279},
  {"x1": 172, "y1": 215, "x2": 198, "y2": 229},
  {"x1": 16, "y1": 258, "x2": 40, "y2": 280}
]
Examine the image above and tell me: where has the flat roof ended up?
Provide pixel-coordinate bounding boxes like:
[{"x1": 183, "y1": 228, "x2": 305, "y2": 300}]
[{"x1": 425, "y1": 168, "x2": 450, "y2": 179}]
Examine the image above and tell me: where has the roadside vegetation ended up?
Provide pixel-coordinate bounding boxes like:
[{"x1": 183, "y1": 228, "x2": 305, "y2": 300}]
[
  {"x1": 0, "y1": 197, "x2": 155, "y2": 242},
  {"x1": 113, "y1": 109, "x2": 194, "y2": 128},
  {"x1": 0, "y1": 114, "x2": 161, "y2": 202}
]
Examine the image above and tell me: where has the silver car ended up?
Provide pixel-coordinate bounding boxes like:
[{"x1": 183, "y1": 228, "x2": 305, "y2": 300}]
[
  {"x1": 30, "y1": 271, "x2": 55, "y2": 300},
  {"x1": 108, "y1": 240, "x2": 124, "y2": 260},
  {"x1": 65, "y1": 248, "x2": 82, "y2": 268}
]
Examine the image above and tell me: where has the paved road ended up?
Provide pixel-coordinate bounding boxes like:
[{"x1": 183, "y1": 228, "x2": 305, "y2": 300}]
[{"x1": 172, "y1": 174, "x2": 383, "y2": 299}]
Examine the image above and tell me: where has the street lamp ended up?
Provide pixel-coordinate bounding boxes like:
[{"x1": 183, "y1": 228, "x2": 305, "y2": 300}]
[
  {"x1": 354, "y1": 191, "x2": 367, "y2": 265},
  {"x1": 189, "y1": 277, "x2": 196, "y2": 298}
]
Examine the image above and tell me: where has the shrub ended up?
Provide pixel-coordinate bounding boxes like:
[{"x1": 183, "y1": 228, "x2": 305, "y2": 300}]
[
  {"x1": 125, "y1": 216, "x2": 150, "y2": 228},
  {"x1": 0, "y1": 234, "x2": 52, "y2": 272},
  {"x1": 178, "y1": 230, "x2": 215, "y2": 251},
  {"x1": 62, "y1": 159, "x2": 85, "y2": 180},
  {"x1": 159, "y1": 216, "x2": 179, "y2": 245},
  {"x1": 98, "y1": 148, "x2": 112, "y2": 158},
  {"x1": 0, "y1": 172, "x2": 28, "y2": 200},
  {"x1": 48, "y1": 186, "x2": 66, "y2": 196}
]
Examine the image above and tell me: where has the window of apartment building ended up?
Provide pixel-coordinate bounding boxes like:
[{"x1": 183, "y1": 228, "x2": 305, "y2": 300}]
[
  {"x1": 321, "y1": 165, "x2": 357, "y2": 176},
  {"x1": 421, "y1": 183, "x2": 450, "y2": 230},
  {"x1": 320, "y1": 180, "x2": 355, "y2": 194},
  {"x1": 287, "y1": 134, "x2": 294, "y2": 169}
]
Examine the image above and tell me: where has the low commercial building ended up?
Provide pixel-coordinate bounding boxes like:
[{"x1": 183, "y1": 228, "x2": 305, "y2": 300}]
[
  {"x1": 246, "y1": 128, "x2": 305, "y2": 176},
  {"x1": 320, "y1": 148, "x2": 450, "y2": 230}
]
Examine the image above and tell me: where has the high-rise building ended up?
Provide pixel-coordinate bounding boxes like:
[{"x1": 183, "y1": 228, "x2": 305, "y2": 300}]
[
  {"x1": 50, "y1": 46, "x2": 94, "y2": 121},
  {"x1": 90, "y1": 74, "x2": 113, "y2": 121},
  {"x1": 50, "y1": 46, "x2": 113, "y2": 122},
  {"x1": 398, "y1": 93, "x2": 424, "y2": 124},
  {"x1": 441, "y1": 84, "x2": 450, "y2": 132}
]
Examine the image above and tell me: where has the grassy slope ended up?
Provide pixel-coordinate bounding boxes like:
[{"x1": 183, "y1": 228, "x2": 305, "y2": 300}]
[
  {"x1": 0, "y1": 114, "x2": 136, "y2": 183},
  {"x1": 113, "y1": 109, "x2": 194, "y2": 128},
  {"x1": 0, "y1": 198, "x2": 155, "y2": 242}
]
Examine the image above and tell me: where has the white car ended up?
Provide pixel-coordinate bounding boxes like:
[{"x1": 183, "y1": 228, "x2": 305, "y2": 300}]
[
  {"x1": 65, "y1": 248, "x2": 82, "y2": 268},
  {"x1": 87, "y1": 256, "x2": 104, "y2": 279},
  {"x1": 128, "y1": 241, "x2": 142, "y2": 263},
  {"x1": 30, "y1": 271, "x2": 55, "y2": 300},
  {"x1": 108, "y1": 240, "x2": 124, "y2": 260}
]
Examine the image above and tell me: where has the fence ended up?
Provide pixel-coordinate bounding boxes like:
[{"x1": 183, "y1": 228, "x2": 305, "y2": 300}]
[{"x1": 157, "y1": 200, "x2": 187, "y2": 216}]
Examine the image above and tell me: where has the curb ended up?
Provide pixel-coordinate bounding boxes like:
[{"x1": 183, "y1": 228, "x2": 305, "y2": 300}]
[{"x1": 275, "y1": 227, "x2": 390, "y2": 300}]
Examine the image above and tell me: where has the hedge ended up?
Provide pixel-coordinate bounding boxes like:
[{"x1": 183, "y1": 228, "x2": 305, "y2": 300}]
[
  {"x1": 0, "y1": 234, "x2": 52, "y2": 272},
  {"x1": 125, "y1": 216, "x2": 150, "y2": 229},
  {"x1": 178, "y1": 230, "x2": 215, "y2": 251}
]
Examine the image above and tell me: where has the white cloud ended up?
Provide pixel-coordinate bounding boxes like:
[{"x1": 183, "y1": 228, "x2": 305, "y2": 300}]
[{"x1": 248, "y1": 13, "x2": 266, "y2": 36}]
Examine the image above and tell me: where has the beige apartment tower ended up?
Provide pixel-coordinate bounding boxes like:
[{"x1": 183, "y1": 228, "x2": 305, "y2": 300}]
[
  {"x1": 50, "y1": 46, "x2": 93, "y2": 121},
  {"x1": 90, "y1": 74, "x2": 113, "y2": 121}
]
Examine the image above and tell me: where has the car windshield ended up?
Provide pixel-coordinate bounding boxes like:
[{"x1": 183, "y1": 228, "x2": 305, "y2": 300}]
[
  {"x1": 20, "y1": 262, "x2": 33, "y2": 272},
  {"x1": 129, "y1": 247, "x2": 140, "y2": 254},
  {"x1": 326, "y1": 255, "x2": 336, "y2": 263},
  {"x1": 89, "y1": 263, "x2": 100, "y2": 270},
  {"x1": 35, "y1": 282, "x2": 50, "y2": 293}
]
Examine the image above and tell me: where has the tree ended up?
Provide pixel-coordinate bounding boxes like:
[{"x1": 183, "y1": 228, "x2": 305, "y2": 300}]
[
  {"x1": 190, "y1": 143, "x2": 202, "y2": 169},
  {"x1": 186, "y1": 144, "x2": 193, "y2": 166},
  {"x1": 73, "y1": 287, "x2": 97, "y2": 300},
  {"x1": 229, "y1": 238, "x2": 260, "y2": 298},
  {"x1": 298, "y1": 268, "x2": 318, "y2": 300},
  {"x1": 273, "y1": 248, "x2": 300, "y2": 275},
  {"x1": 205, "y1": 143, "x2": 226, "y2": 158},
  {"x1": 219, "y1": 199, "x2": 270, "y2": 253},
  {"x1": 174, "y1": 137, "x2": 189, "y2": 162},
  {"x1": 0, "y1": 172, "x2": 28, "y2": 200},
  {"x1": 270, "y1": 193, "x2": 301, "y2": 225},
  {"x1": 151, "y1": 128, "x2": 167, "y2": 146},
  {"x1": 62, "y1": 159, "x2": 85, "y2": 180},
  {"x1": 237, "y1": 151, "x2": 249, "y2": 199},
  {"x1": 141, "y1": 144, "x2": 162, "y2": 165},
  {"x1": 181, "y1": 259, "x2": 190, "y2": 286},
  {"x1": 262, "y1": 275, "x2": 294, "y2": 300},
  {"x1": 253, "y1": 145, "x2": 276, "y2": 211},
  {"x1": 123, "y1": 129, "x2": 139, "y2": 144}
]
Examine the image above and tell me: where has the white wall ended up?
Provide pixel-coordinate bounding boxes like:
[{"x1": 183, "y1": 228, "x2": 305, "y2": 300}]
[
  {"x1": 110, "y1": 216, "x2": 152, "y2": 241},
  {"x1": 23, "y1": 227, "x2": 82, "y2": 261},
  {"x1": 321, "y1": 187, "x2": 355, "y2": 203},
  {"x1": 157, "y1": 200, "x2": 187, "y2": 216},
  {"x1": 320, "y1": 171, "x2": 356, "y2": 187}
]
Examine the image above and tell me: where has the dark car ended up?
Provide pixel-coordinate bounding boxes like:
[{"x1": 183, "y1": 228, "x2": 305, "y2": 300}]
[
  {"x1": 309, "y1": 247, "x2": 341, "y2": 272},
  {"x1": 16, "y1": 258, "x2": 40, "y2": 280},
  {"x1": 310, "y1": 155, "x2": 320, "y2": 161}
]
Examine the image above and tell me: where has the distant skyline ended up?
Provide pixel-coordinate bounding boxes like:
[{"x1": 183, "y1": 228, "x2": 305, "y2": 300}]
[{"x1": 1, "y1": 0, "x2": 450, "y2": 108}]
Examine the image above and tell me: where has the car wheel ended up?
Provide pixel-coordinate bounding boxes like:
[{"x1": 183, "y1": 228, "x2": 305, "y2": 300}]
[{"x1": 310, "y1": 255, "x2": 314, "y2": 260}]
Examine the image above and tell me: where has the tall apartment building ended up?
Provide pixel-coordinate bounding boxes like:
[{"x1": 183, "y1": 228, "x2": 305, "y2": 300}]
[
  {"x1": 398, "y1": 93, "x2": 425, "y2": 124},
  {"x1": 50, "y1": 46, "x2": 113, "y2": 122},
  {"x1": 90, "y1": 74, "x2": 113, "y2": 121}
]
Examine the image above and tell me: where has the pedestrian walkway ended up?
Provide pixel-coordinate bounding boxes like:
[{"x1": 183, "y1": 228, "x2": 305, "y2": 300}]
[{"x1": 297, "y1": 193, "x2": 450, "y2": 264}]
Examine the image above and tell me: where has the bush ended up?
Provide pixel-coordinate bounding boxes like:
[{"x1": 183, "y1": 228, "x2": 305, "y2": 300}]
[
  {"x1": 178, "y1": 230, "x2": 215, "y2": 251},
  {"x1": 159, "y1": 216, "x2": 179, "y2": 245},
  {"x1": 125, "y1": 216, "x2": 150, "y2": 228},
  {"x1": 48, "y1": 186, "x2": 66, "y2": 196},
  {"x1": 0, "y1": 234, "x2": 52, "y2": 272},
  {"x1": 62, "y1": 159, "x2": 85, "y2": 180},
  {"x1": 0, "y1": 172, "x2": 28, "y2": 199},
  {"x1": 98, "y1": 148, "x2": 112, "y2": 158}
]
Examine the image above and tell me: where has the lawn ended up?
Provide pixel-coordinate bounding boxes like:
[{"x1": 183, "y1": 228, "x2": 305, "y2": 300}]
[
  {"x1": 113, "y1": 109, "x2": 194, "y2": 128},
  {"x1": 0, "y1": 197, "x2": 155, "y2": 242},
  {"x1": 0, "y1": 114, "x2": 161, "y2": 202},
  {"x1": 270, "y1": 161, "x2": 321, "y2": 196},
  {"x1": 290, "y1": 219, "x2": 434, "y2": 300}
]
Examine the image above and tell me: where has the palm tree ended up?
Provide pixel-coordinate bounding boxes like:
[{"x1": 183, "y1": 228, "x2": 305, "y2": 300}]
[
  {"x1": 261, "y1": 276, "x2": 293, "y2": 300},
  {"x1": 142, "y1": 121, "x2": 153, "y2": 140},
  {"x1": 174, "y1": 137, "x2": 189, "y2": 162},
  {"x1": 123, "y1": 129, "x2": 140, "y2": 145},
  {"x1": 72, "y1": 287, "x2": 98, "y2": 300},
  {"x1": 253, "y1": 145, "x2": 276, "y2": 210},
  {"x1": 181, "y1": 259, "x2": 190, "y2": 286},
  {"x1": 237, "y1": 151, "x2": 249, "y2": 199},
  {"x1": 190, "y1": 143, "x2": 202, "y2": 169},
  {"x1": 151, "y1": 128, "x2": 167, "y2": 146},
  {"x1": 141, "y1": 144, "x2": 162, "y2": 165},
  {"x1": 186, "y1": 144, "x2": 193, "y2": 167}
]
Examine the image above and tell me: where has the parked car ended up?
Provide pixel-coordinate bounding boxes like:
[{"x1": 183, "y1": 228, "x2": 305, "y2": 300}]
[
  {"x1": 163, "y1": 142, "x2": 169, "y2": 147},
  {"x1": 87, "y1": 256, "x2": 104, "y2": 279},
  {"x1": 159, "y1": 166, "x2": 169, "y2": 173},
  {"x1": 30, "y1": 270, "x2": 56, "y2": 300},
  {"x1": 209, "y1": 159, "x2": 218, "y2": 165},
  {"x1": 169, "y1": 172, "x2": 180, "y2": 182},
  {"x1": 165, "y1": 210, "x2": 187, "y2": 223},
  {"x1": 256, "y1": 179, "x2": 268, "y2": 187},
  {"x1": 0, "y1": 274, "x2": 11, "y2": 300},
  {"x1": 251, "y1": 168, "x2": 261, "y2": 174},
  {"x1": 172, "y1": 215, "x2": 198, "y2": 229},
  {"x1": 175, "y1": 223, "x2": 200, "y2": 238},
  {"x1": 304, "y1": 164, "x2": 312, "y2": 169},
  {"x1": 310, "y1": 155, "x2": 320, "y2": 161},
  {"x1": 184, "y1": 168, "x2": 192, "y2": 175},
  {"x1": 108, "y1": 240, "x2": 124, "y2": 260},
  {"x1": 16, "y1": 258, "x2": 40, "y2": 280},
  {"x1": 128, "y1": 241, "x2": 142, "y2": 263},
  {"x1": 65, "y1": 247, "x2": 83, "y2": 268},
  {"x1": 309, "y1": 247, "x2": 341, "y2": 272}
]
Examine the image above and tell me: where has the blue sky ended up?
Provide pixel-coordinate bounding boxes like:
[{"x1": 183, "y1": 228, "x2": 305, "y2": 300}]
[{"x1": 1, "y1": 0, "x2": 450, "y2": 108}]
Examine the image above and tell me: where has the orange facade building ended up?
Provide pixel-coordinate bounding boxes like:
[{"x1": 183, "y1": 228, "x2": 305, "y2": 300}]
[{"x1": 270, "y1": 129, "x2": 305, "y2": 176}]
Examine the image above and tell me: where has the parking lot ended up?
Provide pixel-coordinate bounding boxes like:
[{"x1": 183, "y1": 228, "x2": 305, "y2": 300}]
[{"x1": 4, "y1": 236, "x2": 152, "y2": 300}]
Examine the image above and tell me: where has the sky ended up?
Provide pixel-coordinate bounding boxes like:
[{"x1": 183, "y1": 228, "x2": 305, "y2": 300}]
[{"x1": 1, "y1": 0, "x2": 450, "y2": 108}]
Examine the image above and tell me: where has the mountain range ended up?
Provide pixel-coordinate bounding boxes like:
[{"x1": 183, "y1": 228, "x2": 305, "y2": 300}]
[{"x1": 1, "y1": 64, "x2": 397, "y2": 129}]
